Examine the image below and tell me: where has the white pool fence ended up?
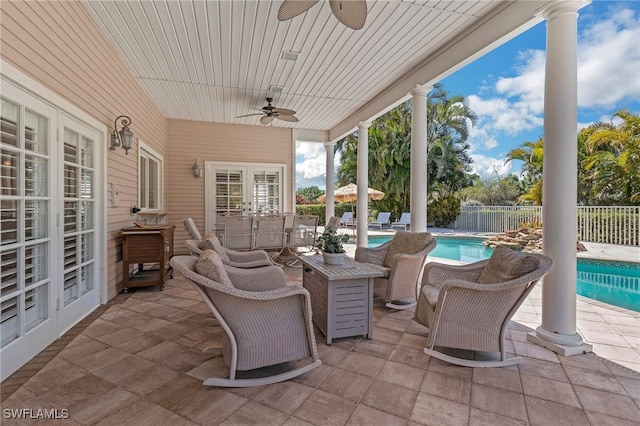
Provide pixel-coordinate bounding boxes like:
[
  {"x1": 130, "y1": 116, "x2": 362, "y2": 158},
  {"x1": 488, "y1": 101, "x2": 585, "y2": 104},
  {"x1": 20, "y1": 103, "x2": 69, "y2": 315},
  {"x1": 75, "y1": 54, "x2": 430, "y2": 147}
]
[{"x1": 452, "y1": 206, "x2": 640, "y2": 246}]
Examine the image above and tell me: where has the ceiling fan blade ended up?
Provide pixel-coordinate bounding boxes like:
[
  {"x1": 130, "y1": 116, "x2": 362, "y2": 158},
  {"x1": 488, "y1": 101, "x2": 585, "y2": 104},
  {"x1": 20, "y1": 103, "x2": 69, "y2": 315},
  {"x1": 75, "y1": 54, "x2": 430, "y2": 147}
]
[
  {"x1": 251, "y1": 107, "x2": 267, "y2": 113},
  {"x1": 260, "y1": 115, "x2": 275, "y2": 125},
  {"x1": 236, "y1": 113, "x2": 264, "y2": 118},
  {"x1": 272, "y1": 107, "x2": 296, "y2": 116},
  {"x1": 329, "y1": 0, "x2": 367, "y2": 30},
  {"x1": 278, "y1": 0, "x2": 319, "y2": 21},
  {"x1": 275, "y1": 114, "x2": 299, "y2": 123}
]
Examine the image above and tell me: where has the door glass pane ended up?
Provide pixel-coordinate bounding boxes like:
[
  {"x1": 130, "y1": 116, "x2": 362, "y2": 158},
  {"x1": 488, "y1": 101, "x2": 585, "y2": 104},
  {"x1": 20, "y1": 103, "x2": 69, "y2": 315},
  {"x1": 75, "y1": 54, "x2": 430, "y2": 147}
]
[
  {"x1": 1, "y1": 199, "x2": 18, "y2": 245},
  {"x1": 25, "y1": 200, "x2": 47, "y2": 241},
  {"x1": 81, "y1": 201, "x2": 93, "y2": 231},
  {"x1": 64, "y1": 129, "x2": 78, "y2": 163},
  {"x1": 63, "y1": 270, "x2": 78, "y2": 305},
  {"x1": 81, "y1": 170, "x2": 92, "y2": 199},
  {"x1": 253, "y1": 171, "x2": 280, "y2": 214},
  {"x1": 0, "y1": 295, "x2": 18, "y2": 347},
  {"x1": 1, "y1": 149, "x2": 18, "y2": 195},
  {"x1": 64, "y1": 164, "x2": 77, "y2": 198},
  {"x1": 24, "y1": 284, "x2": 48, "y2": 332},
  {"x1": 64, "y1": 201, "x2": 78, "y2": 233},
  {"x1": 25, "y1": 155, "x2": 47, "y2": 197},
  {"x1": 1, "y1": 249, "x2": 18, "y2": 297},
  {"x1": 25, "y1": 110, "x2": 48, "y2": 154},
  {"x1": 81, "y1": 233, "x2": 93, "y2": 263},
  {"x1": 81, "y1": 136, "x2": 93, "y2": 168},
  {"x1": 63, "y1": 236, "x2": 77, "y2": 270},
  {"x1": 0, "y1": 100, "x2": 19, "y2": 147},
  {"x1": 80, "y1": 264, "x2": 93, "y2": 295},
  {"x1": 25, "y1": 243, "x2": 47, "y2": 286}
]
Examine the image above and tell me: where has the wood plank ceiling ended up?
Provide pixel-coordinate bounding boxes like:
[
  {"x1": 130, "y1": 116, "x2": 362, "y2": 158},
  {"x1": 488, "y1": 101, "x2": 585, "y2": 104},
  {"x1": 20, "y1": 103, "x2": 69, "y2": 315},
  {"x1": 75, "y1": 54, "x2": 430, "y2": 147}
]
[{"x1": 81, "y1": 1, "x2": 536, "y2": 132}]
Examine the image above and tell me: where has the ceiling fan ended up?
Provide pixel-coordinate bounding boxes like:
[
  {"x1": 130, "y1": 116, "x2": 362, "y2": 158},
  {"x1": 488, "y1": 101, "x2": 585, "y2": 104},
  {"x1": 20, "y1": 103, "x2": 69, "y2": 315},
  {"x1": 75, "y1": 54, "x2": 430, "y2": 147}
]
[
  {"x1": 237, "y1": 98, "x2": 299, "y2": 125},
  {"x1": 278, "y1": 0, "x2": 367, "y2": 30}
]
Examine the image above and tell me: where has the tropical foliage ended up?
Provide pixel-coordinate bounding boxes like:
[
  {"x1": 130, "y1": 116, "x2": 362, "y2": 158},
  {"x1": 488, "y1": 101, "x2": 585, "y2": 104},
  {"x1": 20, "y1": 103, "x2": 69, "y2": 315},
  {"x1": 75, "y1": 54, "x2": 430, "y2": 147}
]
[
  {"x1": 580, "y1": 109, "x2": 640, "y2": 205},
  {"x1": 335, "y1": 84, "x2": 477, "y2": 219},
  {"x1": 505, "y1": 110, "x2": 640, "y2": 206},
  {"x1": 297, "y1": 186, "x2": 324, "y2": 203}
]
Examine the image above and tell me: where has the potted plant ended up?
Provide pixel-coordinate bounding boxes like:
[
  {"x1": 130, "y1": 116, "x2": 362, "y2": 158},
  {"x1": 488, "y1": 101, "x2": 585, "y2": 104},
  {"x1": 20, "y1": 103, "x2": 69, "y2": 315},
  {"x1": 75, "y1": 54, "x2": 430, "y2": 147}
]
[{"x1": 315, "y1": 227, "x2": 350, "y2": 265}]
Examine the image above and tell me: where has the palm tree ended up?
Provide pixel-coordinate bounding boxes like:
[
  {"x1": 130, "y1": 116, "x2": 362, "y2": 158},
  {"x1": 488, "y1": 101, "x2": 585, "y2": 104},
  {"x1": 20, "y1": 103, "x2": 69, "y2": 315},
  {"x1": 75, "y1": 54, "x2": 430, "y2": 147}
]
[
  {"x1": 505, "y1": 138, "x2": 544, "y2": 205},
  {"x1": 580, "y1": 109, "x2": 640, "y2": 205}
]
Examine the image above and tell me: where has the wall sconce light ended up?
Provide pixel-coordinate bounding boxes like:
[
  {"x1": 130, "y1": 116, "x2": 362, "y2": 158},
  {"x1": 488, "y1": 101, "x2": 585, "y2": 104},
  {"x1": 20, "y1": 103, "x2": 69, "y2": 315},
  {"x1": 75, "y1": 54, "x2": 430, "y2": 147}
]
[
  {"x1": 110, "y1": 115, "x2": 134, "y2": 155},
  {"x1": 192, "y1": 159, "x2": 201, "y2": 179}
]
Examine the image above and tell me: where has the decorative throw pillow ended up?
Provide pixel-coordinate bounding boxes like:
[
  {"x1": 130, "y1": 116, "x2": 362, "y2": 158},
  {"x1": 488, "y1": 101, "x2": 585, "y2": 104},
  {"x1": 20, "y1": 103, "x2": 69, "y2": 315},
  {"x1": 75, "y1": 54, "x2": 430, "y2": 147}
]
[
  {"x1": 195, "y1": 249, "x2": 233, "y2": 287},
  {"x1": 477, "y1": 245, "x2": 540, "y2": 284},
  {"x1": 383, "y1": 231, "x2": 433, "y2": 268},
  {"x1": 198, "y1": 235, "x2": 230, "y2": 262}
]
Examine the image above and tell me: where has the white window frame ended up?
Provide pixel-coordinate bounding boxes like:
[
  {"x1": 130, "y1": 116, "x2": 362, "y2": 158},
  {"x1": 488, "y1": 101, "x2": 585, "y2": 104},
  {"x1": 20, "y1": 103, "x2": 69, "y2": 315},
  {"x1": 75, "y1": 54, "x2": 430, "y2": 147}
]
[{"x1": 137, "y1": 141, "x2": 164, "y2": 212}]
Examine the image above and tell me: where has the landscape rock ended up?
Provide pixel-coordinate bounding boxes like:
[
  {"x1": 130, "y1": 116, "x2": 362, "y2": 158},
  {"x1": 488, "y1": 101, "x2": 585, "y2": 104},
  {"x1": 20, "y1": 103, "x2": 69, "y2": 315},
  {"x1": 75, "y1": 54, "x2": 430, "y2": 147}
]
[{"x1": 483, "y1": 228, "x2": 587, "y2": 254}]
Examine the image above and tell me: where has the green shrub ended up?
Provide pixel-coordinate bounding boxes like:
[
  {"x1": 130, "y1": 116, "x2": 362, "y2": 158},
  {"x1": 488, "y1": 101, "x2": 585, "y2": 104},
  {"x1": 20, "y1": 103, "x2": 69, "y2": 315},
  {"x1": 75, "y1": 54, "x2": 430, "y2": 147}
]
[
  {"x1": 295, "y1": 203, "x2": 354, "y2": 225},
  {"x1": 428, "y1": 194, "x2": 461, "y2": 227}
]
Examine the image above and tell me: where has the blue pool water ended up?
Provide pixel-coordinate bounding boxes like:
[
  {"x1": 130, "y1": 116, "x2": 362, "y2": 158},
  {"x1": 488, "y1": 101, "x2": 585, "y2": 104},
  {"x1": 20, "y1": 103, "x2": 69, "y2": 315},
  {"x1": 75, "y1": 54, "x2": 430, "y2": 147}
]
[{"x1": 368, "y1": 236, "x2": 640, "y2": 312}]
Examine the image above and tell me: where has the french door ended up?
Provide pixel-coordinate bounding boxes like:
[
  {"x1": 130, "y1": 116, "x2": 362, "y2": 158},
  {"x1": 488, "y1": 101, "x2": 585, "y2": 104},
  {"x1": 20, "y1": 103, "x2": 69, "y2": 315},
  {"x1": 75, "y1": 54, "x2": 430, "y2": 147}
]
[
  {"x1": 204, "y1": 161, "x2": 286, "y2": 234},
  {"x1": 0, "y1": 80, "x2": 102, "y2": 381}
]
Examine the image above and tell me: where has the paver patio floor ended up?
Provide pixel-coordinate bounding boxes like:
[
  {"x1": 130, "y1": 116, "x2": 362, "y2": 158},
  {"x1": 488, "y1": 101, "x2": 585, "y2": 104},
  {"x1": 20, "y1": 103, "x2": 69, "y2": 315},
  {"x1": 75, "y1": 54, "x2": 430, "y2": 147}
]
[{"x1": 2, "y1": 251, "x2": 639, "y2": 425}]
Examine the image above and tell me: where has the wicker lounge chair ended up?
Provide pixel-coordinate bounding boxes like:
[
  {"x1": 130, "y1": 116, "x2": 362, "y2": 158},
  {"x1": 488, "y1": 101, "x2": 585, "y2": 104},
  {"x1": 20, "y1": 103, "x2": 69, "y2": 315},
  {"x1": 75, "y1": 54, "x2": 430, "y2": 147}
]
[
  {"x1": 355, "y1": 231, "x2": 436, "y2": 310},
  {"x1": 414, "y1": 245, "x2": 553, "y2": 367},
  {"x1": 186, "y1": 235, "x2": 274, "y2": 268},
  {"x1": 170, "y1": 254, "x2": 321, "y2": 387}
]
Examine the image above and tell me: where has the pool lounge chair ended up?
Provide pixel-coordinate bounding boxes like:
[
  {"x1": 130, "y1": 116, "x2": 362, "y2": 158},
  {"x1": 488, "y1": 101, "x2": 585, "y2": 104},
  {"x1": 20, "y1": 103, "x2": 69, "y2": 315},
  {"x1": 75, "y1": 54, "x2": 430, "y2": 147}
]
[
  {"x1": 369, "y1": 212, "x2": 391, "y2": 229},
  {"x1": 340, "y1": 211, "x2": 355, "y2": 228},
  {"x1": 391, "y1": 213, "x2": 411, "y2": 230}
]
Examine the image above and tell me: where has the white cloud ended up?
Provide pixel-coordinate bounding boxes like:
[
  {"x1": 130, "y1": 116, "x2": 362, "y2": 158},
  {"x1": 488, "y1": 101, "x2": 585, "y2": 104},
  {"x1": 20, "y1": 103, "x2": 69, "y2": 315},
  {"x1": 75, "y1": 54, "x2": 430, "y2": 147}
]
[
  {"x1": 296, "y1": 142, "x2": 326, "y2": 180},
  {"x1": 468, "y1": 153, "x2": 513, "y2": 180},
  {"x1": 463, "y1": 6, "x2": 639, "y2": 167}
]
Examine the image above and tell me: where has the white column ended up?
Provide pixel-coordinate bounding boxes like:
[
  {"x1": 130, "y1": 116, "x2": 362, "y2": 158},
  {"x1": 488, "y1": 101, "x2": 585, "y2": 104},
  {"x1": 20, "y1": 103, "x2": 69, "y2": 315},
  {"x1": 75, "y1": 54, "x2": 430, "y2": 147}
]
[
  {"x1": 410, "y1": 86, "x2": 430, "y2": 232},
  {"x1": 527, "y1": 1, "x2": 591, "y2": 356},
  {"x1": 356, "y1": 122, "x2": 371, "y2": 247},
  {"x1": 324, "y1": 141, "x2": 336, "y2": 224}
]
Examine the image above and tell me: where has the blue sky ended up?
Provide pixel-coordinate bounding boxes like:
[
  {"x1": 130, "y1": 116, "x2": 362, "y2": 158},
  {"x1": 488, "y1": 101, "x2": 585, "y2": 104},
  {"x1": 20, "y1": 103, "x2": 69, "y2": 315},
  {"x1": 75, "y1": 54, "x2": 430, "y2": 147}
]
[{"x1": 296, "y1": 0, "x2": 640, "y2": 189}]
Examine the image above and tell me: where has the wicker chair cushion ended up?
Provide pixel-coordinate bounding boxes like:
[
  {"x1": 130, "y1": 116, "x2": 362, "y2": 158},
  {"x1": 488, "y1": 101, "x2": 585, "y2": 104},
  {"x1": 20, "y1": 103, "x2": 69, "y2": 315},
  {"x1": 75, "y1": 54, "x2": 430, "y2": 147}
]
[
  {"x1": 383, "y1": 231, "x2": 432, "y2": 268},
  {"x1": 198, "y1": 235, "x2": 230, "y2": 262},
  {"x1": 423, "y1": 285, "x2": 440, "y2": 306},
  {"x1": 195, "y1": 249, "x2": 233, "y2": 287},
  {"x1": 477, "y1": 245, "x2": 540, "y2": 284}
]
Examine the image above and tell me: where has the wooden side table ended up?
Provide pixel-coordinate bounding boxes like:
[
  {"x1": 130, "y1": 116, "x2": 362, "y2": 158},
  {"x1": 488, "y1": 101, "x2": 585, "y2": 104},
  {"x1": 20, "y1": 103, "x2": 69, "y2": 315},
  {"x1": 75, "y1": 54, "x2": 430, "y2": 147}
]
[
  {"x1": 119, "y1": 225, "x2": 175, "y2": 293},
  {"x1": 300, "y1": 255, "x2": 383, "y2": 345}
]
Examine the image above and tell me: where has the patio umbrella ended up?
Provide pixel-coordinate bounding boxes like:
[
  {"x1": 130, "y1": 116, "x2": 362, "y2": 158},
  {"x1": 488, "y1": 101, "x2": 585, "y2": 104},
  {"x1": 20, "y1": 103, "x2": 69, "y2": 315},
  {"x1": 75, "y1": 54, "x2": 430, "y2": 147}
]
[{"x1": 317, "y1": 183, "x2": 385, "y2": 234}]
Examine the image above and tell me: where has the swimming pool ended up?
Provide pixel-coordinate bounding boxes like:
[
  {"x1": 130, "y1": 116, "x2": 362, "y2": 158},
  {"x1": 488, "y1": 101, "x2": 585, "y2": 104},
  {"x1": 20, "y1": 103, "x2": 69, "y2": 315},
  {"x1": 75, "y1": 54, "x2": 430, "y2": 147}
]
[{"x1": 368, "y1": 236, "x2": 640, "y2": 312}]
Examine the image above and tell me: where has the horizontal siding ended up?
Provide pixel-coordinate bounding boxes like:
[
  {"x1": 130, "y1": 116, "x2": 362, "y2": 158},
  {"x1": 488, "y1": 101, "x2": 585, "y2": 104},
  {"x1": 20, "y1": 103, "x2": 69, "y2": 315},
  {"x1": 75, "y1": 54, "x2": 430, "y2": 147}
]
[
  {"x1": 166, "y1": 120, "x2": 294, "y2": 254},
  {"x1": 0, "y1": 0, "x2": 168, "y2": 299}
]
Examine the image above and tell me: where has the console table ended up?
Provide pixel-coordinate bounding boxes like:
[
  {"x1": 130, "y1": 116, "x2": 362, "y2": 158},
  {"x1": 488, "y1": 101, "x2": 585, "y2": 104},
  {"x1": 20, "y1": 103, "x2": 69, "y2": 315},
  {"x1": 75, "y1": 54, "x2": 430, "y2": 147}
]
[{"x1": 299, "y1": 255, "x2": 383, "y2": 344}]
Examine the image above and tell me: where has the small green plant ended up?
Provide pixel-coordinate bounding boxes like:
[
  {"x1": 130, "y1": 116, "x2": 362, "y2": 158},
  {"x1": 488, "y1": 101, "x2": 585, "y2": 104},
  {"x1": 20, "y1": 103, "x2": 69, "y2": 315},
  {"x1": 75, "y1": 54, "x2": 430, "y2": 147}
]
[{"x1": 315, "y1": 227, "x2": 349, "y2": 253}]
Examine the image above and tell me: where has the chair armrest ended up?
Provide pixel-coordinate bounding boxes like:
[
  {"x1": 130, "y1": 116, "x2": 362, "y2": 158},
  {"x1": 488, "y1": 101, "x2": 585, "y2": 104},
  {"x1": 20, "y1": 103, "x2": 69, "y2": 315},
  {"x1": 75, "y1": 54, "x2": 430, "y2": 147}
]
[
  {"x1": 186, "y1": 239, "x2": 203, "y2": 255},
  {"x1": 355, "y1": 241, "x2": 391, "y2": 265},
  {"x1": 225, "y1": 265, "x2": 287, "y2": 291},
  {"x1": 224, "y1": 249, "x2": 274, "y2": 267}
]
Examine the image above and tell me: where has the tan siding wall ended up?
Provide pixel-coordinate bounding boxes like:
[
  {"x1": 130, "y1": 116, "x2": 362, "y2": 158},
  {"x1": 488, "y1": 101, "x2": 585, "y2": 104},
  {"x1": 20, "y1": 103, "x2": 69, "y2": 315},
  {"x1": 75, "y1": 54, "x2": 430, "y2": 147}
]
[
  {"x1": 167, "y1": 120, "x2": 294, "y2": 254},
  {"x1": 0, "y1": 1, "x2": 168, "y2": 300}
]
